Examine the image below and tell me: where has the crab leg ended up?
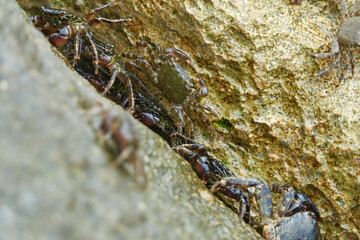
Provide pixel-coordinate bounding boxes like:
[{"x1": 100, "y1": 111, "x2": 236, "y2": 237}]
[
  {"x1": 86, "y1": 0, "x2": 116, "y2": 20},
  {"x1": 74, "y1": 30, "x2": 81, "y2": 60},
  {"x1": 134, "y1": 59, "x2": 159, "y2": 83},
  {"x1": 310, "y1": 39, "x2": 339, "y2": 59},
  {"x1": 211, "y1": 177, "x2": 273, "y2": 220},
  {"x1": 271, "y1": 183, "x2": 321, "y2": 221},
  {"x1": 85, "y1": 31, "x2": 99, "y2": 75},
  {"x1": 168, "y1": 48, "x2": 192, "y2": 64},
  {"x1": 173, "y1": 144, "x2": 210, "y2": 183},
  {"x1": 173, "y1": 143, "x2": 207, "y2": 155},
  {"x1": 120, "y1": 71, "x2": 135, "y2": 112},
  {"x1": 89, "y1": 18, "x2": 134, "y2": 27},
  {"x1": 271, "y1": 183, "x2": 297, "y2": 218},
  {"x1": 137, "y1": 41, "x2": 158, "y2": 65},
  {"x1": 187, "y1": 98, "x2": 218, "y2": 117},
  {"x1": 216, "y1": 186, "x2": 250, "y2": 223},
  {"x1": 309, "y1": 54, "x2": 341, "y2": 77},
  {"x1": 336, "y1": 51, "x2": 352, "y2": 87},
  {"x1": 193, "y1": 74, "x2": 209, "y2": 98}
]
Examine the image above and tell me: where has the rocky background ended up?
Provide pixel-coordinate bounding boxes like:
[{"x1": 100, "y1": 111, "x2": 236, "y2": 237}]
[{"x1": 8, "y1": 0, "x2": 360, "y2": 239}]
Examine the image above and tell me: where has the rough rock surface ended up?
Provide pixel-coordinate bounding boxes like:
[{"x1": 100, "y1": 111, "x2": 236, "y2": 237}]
[
  {"x1": 16, "y1": 0, "x2": 360, "y2": 238},
  {"x1": 0, "y1": 1, "x2": 262, "y2": 239}
]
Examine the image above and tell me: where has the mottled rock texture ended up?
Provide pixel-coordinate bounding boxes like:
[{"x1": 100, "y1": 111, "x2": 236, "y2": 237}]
[
  {"x1": 0, "y1": 0, "x2": 262, "y2": 239},
  {"x1": 17, "y1": 0, "x2": 360, "y2": 239}
]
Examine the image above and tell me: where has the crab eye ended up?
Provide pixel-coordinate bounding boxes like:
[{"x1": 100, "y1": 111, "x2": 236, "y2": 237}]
[
  {"x1": 30, "y1": 16, "x2": 38, "y2": 24},
  {"x1": 200, "y1": 87, "x2": 208, "y2": 97}
]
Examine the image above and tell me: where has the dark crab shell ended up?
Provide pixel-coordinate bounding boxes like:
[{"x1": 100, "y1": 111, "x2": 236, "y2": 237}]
[
  {"x1": 157, "y1": 61, "x2": 193, "y2": 105},
  {"x1": 264, "y1": 212, "x2": 321, "y2": 240}
]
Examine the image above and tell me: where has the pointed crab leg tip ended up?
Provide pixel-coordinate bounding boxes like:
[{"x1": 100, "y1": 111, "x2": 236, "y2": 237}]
[
  {"x1": 211, "y1": 180, "x2": 225, "y2": 192},
  {"x1": 210, "y1": 186, "x2": 217, "y2": 193}
]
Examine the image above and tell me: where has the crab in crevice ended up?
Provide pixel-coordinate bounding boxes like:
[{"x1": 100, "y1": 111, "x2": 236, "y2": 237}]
[
  {"x1": 309, "y1": 0, "x2": 360, "y2": 87},
  {"x1": 72, "y1": 38, "x2": 192, "y2": 146},
  {"x1": 173, "y1": 143, "x2": 251, "y2": 223},
  {"x1": 74, "y1": 35, "x2": 140, "y2": 112},
  {"x1": 211, "y1": 177, "x2": 322, "y2": 240},
  {"x1": 87, "y1": 105, "x2": 147, "y2": 188},
  {"x1": 30, "y1": 0, "x2": 133, "y2": 75},
  {"x1": 72, "y1": 33, "x2": 166, "y2": 114},
  {"x1": 133, "y1": 40, "x2": 218, "y2": 137}
]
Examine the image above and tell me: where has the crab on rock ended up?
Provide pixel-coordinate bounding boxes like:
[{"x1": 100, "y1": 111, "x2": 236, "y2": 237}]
[
  {"x1": 310, "y1": 0, "x2": 360, "y2": 87},
  {"x1": 30, "y1": 0, "x2": 133, "y2": 75},
  {"x1": 211, "y1": 177, "x2": 321, "y2": 240},
  {"x1": 136, "y1": 41, "x2": 218, "y2": 136}
]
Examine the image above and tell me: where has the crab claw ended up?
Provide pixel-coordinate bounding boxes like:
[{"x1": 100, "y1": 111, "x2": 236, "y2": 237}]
[
  {"x1": 194, "y1": 157, "x2": 210, "y2": 183},
  {"x1": 48, "y1": 33, "x2": 70, "y2": 47},
  {"x1": 172, "y1": 144, "x2": 210, "y2": 183},
  {"x1": 210, "y1": 179, "x2": 226, "y2": 192},
  {"x1": 48, "y1": 27, "x2": 72, "y2": 47},
  {"x1": 165, "y1": 48, "x2": 192, "y2": 64},
  {"x1": 135, "y1": 113, "x2": 160, "y2": 127}
]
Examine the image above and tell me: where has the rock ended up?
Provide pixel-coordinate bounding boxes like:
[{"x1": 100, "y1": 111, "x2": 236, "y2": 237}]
[
  {"x1": 0, "y1": 1, "x2": 261, "y2": 239},
  {"x1": 14, "y1": 0, "x2": 360, "y2": 238}
]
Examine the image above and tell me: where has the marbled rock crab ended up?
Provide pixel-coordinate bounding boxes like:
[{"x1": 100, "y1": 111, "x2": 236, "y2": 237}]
[
  {"x1": 310, "y1": 0, "x2": 360, "y2": 87},
  {"x1": 211, "y1": 178, "x2": 321, "y2": 240},
  {"x1": 30, "y1": 0, "x2": 133, "y2": 75},
  {"x1": 136, "y1": 41, "x2": 218, "y2": 136}
]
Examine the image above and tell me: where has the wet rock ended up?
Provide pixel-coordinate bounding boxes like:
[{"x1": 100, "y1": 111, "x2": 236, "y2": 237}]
[{"x1": 0, "y1": 1, "x2": 261, "y2": 239}]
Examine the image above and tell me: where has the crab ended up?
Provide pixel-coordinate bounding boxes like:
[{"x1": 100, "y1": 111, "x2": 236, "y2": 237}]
[
  {"x1": 87, "y1": 105, "x2": 147, "y2": 188},
  {"x1": 72, "y1": 35, "x2": 185, "y2": 137},
  {"x1": 30, "y1": 0, "x2": 133, "y2": 75},
  {"x1": 309, "y1": 0, "x2": 360, "y2": 87},
  {"x1": 173, "y1": 143, "x2": 251, "y2": 223},
  {"x1": 135, "y1": 40, "x2": 218, "y2": 137},
  {"x1": 70, "y1": 34, "x2": 138, "y2": 112},
  {"x1": 211, "y1": 177, "x2": 322, "y2": 240}
]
